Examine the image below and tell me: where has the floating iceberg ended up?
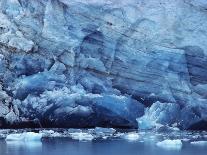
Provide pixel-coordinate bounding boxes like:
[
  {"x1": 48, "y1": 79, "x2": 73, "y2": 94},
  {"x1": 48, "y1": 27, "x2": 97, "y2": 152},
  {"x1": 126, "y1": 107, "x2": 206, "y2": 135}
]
[
  {"x1": 6, "y1": 132, "x2": 42, "y2": 141},
  {"x1": 122, "y1": 132, "x2": 139, "y2": 141},
  {"x1": 70, "y1": 132, "x2": 94, "y2": 141},
  {"x1": 68, "y1": 128, "x2": 82, "y2": 133},
  {"x1": 41, "y1": 130, "x2": 62, "y2": 138},
  {"x1": 93, "y1": 127, "x2": 116, "y2": 136},
  {"x1": 87, "y1": 127, "x2": 116, "y2": 139},
  {"x1": 93, "y1": 127, "x2": 116, "y2": 134},
  {"x1": 191, "y1": 141, "x2": 207, "y2": 145},
  {"x1": 156, "y1": 139, "x2": 182, "y2": 150}
]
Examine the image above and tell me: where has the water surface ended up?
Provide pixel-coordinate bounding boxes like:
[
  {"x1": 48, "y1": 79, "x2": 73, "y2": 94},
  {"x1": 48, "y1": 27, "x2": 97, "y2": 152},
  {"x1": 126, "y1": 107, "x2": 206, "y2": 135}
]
[{"x1": 0, "y1": 129, "x2": 207, "y2": 155}]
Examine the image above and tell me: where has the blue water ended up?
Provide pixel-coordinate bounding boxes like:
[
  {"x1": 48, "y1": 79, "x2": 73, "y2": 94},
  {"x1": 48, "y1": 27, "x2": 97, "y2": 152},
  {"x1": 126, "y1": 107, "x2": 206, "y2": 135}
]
[
  {"x1": 1, "y1": 138, "x2": 207, "y2": 155},
  {"x1": 1, "y1": 130, "x2": 207, "y2": 155}
]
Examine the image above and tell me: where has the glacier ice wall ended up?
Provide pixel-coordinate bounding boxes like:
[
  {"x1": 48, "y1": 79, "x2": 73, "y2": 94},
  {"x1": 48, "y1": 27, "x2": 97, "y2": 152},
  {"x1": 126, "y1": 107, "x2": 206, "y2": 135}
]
[{"x1": 0, "y1": 0, "x2": 207, "y2": 129}]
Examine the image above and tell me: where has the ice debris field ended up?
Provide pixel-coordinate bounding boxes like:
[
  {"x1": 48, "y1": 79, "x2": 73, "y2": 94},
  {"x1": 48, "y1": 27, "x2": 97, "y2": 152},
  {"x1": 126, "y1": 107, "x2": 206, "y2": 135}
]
[{"x1": 1, "y1": 128, "x2": 207, "y2": 150}]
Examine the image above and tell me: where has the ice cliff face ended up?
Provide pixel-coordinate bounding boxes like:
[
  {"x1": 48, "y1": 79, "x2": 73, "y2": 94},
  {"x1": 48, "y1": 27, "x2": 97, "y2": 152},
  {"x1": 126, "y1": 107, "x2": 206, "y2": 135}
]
[{"x1": 0, "y1": 0, "x2": 207, "y2": 130}]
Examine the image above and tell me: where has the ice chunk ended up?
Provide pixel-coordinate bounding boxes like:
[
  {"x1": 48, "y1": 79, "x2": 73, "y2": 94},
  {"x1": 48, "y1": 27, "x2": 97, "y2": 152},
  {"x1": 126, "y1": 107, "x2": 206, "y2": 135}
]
[
  {"x1": 122, "y1": 132, "x2": 139, "y2": 141},
  {"x1": 89, "y1": 127, "x2": 116, "y2": 138},
  {"x1": 191, "y1": 141, "x2": 207, "y2": 145},
  {"x1": 6, "y1": 132, "x2": 42, "y2": 141},
  {"x1": 41, "y1": 130, "x2": 62, "y2": 138},
  {"x1": 94, "y1": 127, "x2": 116, "y2": 135},
  {"x1": 137, "y1": 101, "x2": 180, "y2": 130},
  {"x1": 70, "y1": 132, "x2": 94, "y2": 141},
  {"x1": 156, "y1": 139, "x2": 182, "y2": 150},
  {"x1": 68, "y1": 128, "x2": 82, "y2": 133}
]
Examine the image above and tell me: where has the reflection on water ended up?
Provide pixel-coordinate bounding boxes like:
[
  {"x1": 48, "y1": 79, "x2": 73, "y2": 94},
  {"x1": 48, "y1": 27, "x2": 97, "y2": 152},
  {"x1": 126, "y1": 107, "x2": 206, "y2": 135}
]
[
  {"x1": 6, "y1": 141, "x2": 42, "y2": 148},
  {"x1": 1, "y1": 139, "x2": 207, "y2": 155},
  {"x1": 0, "y1": 130, "x2": 207, "y2": 155},
  {"x1": 0, "y1": 140, "x2": 42, "y2": 155}
]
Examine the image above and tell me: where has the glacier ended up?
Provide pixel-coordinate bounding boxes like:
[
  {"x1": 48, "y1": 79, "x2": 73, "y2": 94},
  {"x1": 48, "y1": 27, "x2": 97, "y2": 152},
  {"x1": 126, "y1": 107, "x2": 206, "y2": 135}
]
[{"x1": 0, "y1": 0, "x2": 207, "y2": 130}]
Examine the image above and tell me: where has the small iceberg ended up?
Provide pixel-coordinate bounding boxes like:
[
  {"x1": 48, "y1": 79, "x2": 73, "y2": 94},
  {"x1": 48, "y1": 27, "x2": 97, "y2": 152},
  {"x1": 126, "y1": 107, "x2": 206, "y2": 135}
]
[
  {"x1": 70, "y1": 132, "x2": 94, "y2": 141},
  {"x1": 122, "y1": 132, "x2": 139, "y2": 141},
  {"x1": 156, "y1": 139, "x2": 182, "y2": 150},
  {"x1": 93, "y1": 127, "x2": 116, "y2": 135},
  {"x1": 191, "y1": 141, "x2": 207, "y2": 145},
  {"x1": 6, "y1": 132, "x2": 42, "y2": 141},
  {"x1": 41, "y1": 130, "x2": 62, "y2": 138},
  {"x1": 86, "y1": 127, "x2": 116, "y2": 139},
  {"x1": 90, "y1": 127, "x2": 116, "y2": 138}
]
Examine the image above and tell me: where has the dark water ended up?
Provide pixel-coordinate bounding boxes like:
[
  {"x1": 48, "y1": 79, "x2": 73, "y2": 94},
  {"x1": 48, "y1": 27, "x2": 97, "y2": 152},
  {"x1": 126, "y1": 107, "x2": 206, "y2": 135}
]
[{"x1": 1, "y1": 138, "x2": 207, "y2": 155}]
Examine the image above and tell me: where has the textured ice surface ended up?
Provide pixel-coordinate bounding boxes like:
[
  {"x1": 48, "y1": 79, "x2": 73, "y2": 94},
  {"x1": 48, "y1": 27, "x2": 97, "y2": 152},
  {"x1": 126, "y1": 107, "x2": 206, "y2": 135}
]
[
  {"x1": 156, "y1": 140, "x2": 182, "y2": 150},
  {"x1": 13, "y1": 86, "x2": 144, "y2": 128},
  {"x1": 137, "y1": 101, "x2": 180, "y2": 130}
]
